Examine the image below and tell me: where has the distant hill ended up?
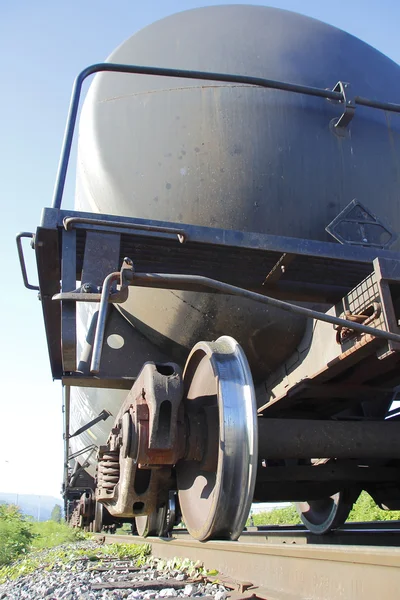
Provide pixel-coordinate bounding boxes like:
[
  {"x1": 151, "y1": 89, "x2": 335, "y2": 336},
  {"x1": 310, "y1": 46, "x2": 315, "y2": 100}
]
[{"x1": 0, "y1": 492, "x2": 63, "y2": 521}]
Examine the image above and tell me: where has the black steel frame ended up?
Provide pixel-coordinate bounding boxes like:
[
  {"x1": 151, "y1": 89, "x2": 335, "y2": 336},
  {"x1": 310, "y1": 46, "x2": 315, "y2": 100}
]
[{"x1": 16, "y1": 63, "x2": 400, "y2": 386}]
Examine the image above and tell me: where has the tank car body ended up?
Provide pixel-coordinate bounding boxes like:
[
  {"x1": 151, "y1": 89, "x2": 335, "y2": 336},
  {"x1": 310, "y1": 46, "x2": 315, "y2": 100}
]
[
  {"x1": 21, "y1": 5, "x2": 400, "y2": 537},
  {"x1": 76, "y1": 3, "x2": 400, "y2": 365},
  {"x1": 70, "y1": 4, "x2": 400, "y2": 472}
]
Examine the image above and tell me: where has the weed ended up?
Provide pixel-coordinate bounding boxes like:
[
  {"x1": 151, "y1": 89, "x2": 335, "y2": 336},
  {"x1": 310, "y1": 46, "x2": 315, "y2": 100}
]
[
  {"x1": 31, "y1": 520, "x2": 89, "y2": 549},
  {"x1": 0, "y1": 542, "x2": 150, "y2": 584},
  {"x1": 0, "y1": 504, "x2": 34, "y2": 566}
]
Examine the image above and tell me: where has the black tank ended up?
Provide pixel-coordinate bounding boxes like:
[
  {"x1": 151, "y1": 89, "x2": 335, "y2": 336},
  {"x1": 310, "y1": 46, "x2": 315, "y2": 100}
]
[{"x1": 74, "y1": 5, "x2": 400, "y2": 379}]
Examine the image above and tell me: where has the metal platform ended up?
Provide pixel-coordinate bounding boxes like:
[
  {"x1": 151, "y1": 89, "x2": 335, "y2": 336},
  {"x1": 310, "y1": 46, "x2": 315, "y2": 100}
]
[
  {"x1": 39, "y1": 207, "x2": 399, "y2": 301},
  {"x1": 18, "y1": 206, "x2": 400, "y2": 382},
  {"x1": 16, "y1": 61, "x2": 400, "y2": 386}
]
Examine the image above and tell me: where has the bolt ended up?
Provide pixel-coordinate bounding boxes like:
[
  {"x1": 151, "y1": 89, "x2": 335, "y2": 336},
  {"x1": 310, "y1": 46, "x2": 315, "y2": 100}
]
[{"x1": 82, "y1": 283, "x2": 92, "y2": 292}]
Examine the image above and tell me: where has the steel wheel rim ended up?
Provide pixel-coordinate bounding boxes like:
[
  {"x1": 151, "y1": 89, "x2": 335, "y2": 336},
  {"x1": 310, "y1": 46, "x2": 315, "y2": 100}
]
[
  {"x1": 94, "y1": 501, "x2": 103, "y2": 533},
  {"x1": 177, "y1": 336, "x2": 258, "y2": 541},
  {"x1": 135, "y1": 505, "x2": 167, "y2": 537},
  {"x1": 296, "y1": 489, "x2": 355, "y2": 534}
]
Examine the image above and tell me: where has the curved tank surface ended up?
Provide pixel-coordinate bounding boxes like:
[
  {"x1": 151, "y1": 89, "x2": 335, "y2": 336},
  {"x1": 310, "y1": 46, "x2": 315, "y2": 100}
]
[
  {"x1": 75, "y1": 5, "x2": 400, "y2": 376},
  {"x1": 71, "y1": 5, "x2": 400, "y2": 466}
]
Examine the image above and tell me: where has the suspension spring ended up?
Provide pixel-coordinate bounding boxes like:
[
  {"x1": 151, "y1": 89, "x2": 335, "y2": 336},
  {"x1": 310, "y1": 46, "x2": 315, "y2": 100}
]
[{"x1": 98, "y1": 450, "x2": 120, "y2": 490}]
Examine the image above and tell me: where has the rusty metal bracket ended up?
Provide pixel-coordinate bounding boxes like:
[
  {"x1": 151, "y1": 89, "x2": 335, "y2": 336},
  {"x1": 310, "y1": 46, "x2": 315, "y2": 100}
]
[
  {"x1": 52, "y1": 286, "x2": 129, "y2": 303},
  {"x1": 139, "y1": 363, "x2": 184, "y2": 451},
  {"x1": 373, "y1": 256, "x2": 400, "y2": 356},
  {"x1": 96, "y1": 362, "x2": 184, "y2": 517},
  {"x1": 116, "y1": 362, "x2": 185, "y2": 468},
  {"x1": 96, "y1": 439, "x2": 172, "y2": 518},
  {"x1": 263, "y1": 252, "x2": 295, "y2": 285},
  {"x1": 335, "y1": 302, "x2": 381, "y2": 344}
]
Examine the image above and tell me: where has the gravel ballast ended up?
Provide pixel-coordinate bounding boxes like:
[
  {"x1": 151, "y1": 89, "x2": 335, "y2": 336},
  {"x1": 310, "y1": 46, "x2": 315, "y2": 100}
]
[{"x1": 0, "y1": 541, "x2": 227, "y2": 600}]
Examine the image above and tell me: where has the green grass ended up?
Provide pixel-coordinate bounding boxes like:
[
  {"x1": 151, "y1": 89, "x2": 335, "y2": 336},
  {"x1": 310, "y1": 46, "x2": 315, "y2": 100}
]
[
  {"x1": 98, "y1": 543, "x2": 151, "y2": 561},
  {"x1": 0, "y1": 505, "x2": 34, "y2": 567},
  {"x1": 0, "y1": 504, "x2": 89, "y2": 573},
  {"x1": 0, "y1": 501, "x2": 151, "y2": 584},
  {"x1": 30, "y1": 520, "x2": 87, "y2": 549},
  {"x1": 248, "y1": 504, "x2": 301, "y2": 526},
  {"x1": 348, "y1": 491, "x2": 400, "y2": 521}
]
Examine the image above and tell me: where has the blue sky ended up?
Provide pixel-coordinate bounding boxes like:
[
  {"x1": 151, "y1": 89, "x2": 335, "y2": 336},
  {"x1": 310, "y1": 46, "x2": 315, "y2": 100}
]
[{"x1": 0, "y1": 0, "x2": 399, "y2": 497}]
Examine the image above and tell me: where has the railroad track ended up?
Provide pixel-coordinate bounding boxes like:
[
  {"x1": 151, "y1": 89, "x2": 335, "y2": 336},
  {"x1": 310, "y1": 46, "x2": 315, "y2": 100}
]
[
  {"x1": 175, "y1": 521, "x2": 400, "y2": 547},
  {"x1": 96, "y1": 525, "x2": 400, "y2": 600}
]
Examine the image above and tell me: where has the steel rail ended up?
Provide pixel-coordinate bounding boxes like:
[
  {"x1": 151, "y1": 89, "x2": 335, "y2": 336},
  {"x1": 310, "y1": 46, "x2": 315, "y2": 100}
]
[
  {"x1": 97, "y1": 532, "x2": 400, "y2": 600},
  {"x1": 52, "y1": 63, "x2": 400, "y2": 211},
  {"x1": 174, "y1": 524, "x2": 400, "y2": 546}
]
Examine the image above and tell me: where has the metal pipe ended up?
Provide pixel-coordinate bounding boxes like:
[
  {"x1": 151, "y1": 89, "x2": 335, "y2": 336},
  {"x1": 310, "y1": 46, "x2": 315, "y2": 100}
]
[
  {"x1": 131, "y1": 272, "x2": 400, "y2": 344},
  {"x1": 63, "y1": 385, "x2": 70, "y2": 491},
  {"x1": 90, "y1": 271, "x2": 119, "y2": 373},
  {"x1": 258, "y1": 418, "x2": 400, "y2": 459},
  {"x1": 355, "y1": 95, "x2": 400, "y2": 114},
  {"x1": 69, "y1": 410, "x2": 111, "y2": 438},
  {"x1": 69, "y1": 444, "x2": 97, "y2": 460},
  {"x1": 63, "y1": 216, "x2": 187, "y2": 242}
]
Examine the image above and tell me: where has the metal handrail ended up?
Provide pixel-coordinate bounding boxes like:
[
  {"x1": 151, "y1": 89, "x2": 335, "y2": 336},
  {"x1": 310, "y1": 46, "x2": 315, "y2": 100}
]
[
  {"x1": 16, "y1": 232, "x2": 39, "y2": 291},
  {"x1": 51, "y1": 63, "x2": 400, "y2": 211}
]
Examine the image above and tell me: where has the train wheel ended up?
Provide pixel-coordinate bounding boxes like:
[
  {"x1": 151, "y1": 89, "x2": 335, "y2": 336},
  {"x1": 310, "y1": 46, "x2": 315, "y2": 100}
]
[
  {"x1": 135, "y1": 505, "x2": 167, "y2": 537},
  {"x1": 296, "y1": 488, "x2": 357, "y2": 534},
  {"x1": 165, "y1": 492, "x2": 178, "y2": 534},
  {"x1": 176, "y1": 336, "x2": 258, "y2": 542},
  {"x1": 93, "y1": 501, "x2": 104, "y2": 533}
]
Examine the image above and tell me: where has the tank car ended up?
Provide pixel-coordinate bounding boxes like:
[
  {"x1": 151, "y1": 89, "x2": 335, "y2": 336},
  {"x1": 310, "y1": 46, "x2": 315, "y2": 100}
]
[{"x1": 18, "y1": 5, "x2": 400, "y2": 538}]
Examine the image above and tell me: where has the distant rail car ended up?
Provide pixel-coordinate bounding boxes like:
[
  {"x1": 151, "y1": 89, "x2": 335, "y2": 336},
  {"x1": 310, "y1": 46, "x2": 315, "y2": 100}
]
[{"x1": 18, "y1": 5, "x2": 400, "y2": 538}]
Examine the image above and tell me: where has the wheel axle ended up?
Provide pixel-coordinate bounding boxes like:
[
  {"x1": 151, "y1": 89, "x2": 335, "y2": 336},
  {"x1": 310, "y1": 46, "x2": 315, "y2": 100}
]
[{"x1": 257, "y1": 418, "x2": 400, "y2": 459}]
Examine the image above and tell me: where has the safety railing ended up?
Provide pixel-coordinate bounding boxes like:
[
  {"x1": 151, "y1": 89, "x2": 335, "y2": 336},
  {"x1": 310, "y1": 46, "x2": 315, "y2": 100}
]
[{"x1": 52, "y1": 63, "x2": 400, "y2": 211}]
